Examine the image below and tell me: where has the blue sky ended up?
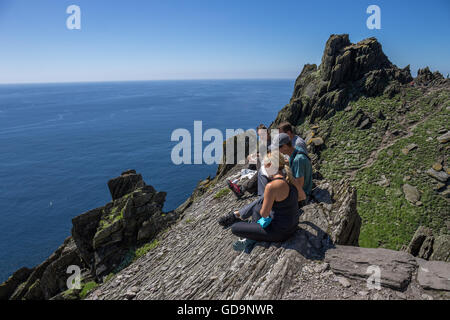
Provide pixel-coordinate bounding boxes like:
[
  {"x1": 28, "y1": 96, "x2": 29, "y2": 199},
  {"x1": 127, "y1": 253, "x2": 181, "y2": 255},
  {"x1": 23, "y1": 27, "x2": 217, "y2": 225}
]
[{"x1": 0, "y1": 0, "x2": 449, "y2": 83}]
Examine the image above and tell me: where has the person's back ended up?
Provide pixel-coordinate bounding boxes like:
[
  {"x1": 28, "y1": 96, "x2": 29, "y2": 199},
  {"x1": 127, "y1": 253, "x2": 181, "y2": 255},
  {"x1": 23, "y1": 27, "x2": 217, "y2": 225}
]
[
  {"x1": 289, "y1": 146, "x2": 313, "y2": 196},
  {"x1": 292, "y1": 135, "x2": 308, "y2": 153},
  {"x1": 269, "y1": 178, "x2": 299, "y2": 233},
  {"x1": 229, "y1": 175, "x2": 299, "y2": 243}
]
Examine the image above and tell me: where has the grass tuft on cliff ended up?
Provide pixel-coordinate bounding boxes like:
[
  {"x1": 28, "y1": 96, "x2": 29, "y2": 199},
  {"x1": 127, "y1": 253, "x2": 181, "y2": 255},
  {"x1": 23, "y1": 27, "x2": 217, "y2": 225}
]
[
  {"x1": 214, "y1": 188, "x2": 231, "y2": 199},
  {"x1": 79, "y1": 281, "x2": 98, "y2": 299}
]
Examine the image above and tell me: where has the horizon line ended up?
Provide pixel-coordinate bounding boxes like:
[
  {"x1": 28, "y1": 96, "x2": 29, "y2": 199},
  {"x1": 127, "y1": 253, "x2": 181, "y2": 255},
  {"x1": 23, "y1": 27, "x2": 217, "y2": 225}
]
[{"x1": 0, "y1": 77, "x2": 296, "y2": 86}]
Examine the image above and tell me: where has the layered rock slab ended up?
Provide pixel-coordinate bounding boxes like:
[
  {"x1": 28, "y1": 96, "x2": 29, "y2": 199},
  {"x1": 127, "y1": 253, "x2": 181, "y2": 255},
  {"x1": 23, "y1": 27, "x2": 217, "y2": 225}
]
[
  {"x1": 325, "y1": 245, "x2": 417, "y2": 291},
  {"x1": 416, "y1": 258, "x2": 450, "y2": 291}
]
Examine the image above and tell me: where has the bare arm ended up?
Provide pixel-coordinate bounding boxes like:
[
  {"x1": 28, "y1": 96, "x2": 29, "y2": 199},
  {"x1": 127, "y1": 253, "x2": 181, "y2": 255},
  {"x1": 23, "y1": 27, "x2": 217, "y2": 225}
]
[
  {"x1": 294, "y1": 177, "x2": 306, "y2": 201},
  {"x1": 259, "y1": 183, "x2": 276, "y2": 218}
]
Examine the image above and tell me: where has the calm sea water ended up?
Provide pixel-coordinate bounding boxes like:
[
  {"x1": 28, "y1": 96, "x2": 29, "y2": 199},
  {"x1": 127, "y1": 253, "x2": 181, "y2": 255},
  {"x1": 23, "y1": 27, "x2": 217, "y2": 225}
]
[{"x1": 0, "y1": 79, "x2": 293, "y2": 282}]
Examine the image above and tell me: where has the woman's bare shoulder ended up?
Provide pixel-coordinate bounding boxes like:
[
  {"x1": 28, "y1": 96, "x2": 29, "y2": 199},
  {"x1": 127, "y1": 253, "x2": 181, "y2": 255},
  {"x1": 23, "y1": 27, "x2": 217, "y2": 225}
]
[{"x1": 266, "y1": 179, "x2": 287, "y2": 190}]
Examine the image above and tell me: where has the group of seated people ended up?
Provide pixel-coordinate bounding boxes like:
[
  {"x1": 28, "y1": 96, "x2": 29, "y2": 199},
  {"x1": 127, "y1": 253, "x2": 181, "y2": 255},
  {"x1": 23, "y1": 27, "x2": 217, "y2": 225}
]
[{"x1": 217, "y1": 122, "x2": 313, "y2": 252}]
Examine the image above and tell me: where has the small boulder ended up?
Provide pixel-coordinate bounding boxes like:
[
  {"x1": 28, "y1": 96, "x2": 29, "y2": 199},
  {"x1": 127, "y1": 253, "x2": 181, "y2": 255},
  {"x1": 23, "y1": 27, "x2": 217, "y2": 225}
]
[
  {"x1": 313, "y1": 263, "x2": 329, "y2": 273},
  {"x1": 402, "y1": 184, "x2": 421, "y2": 204},
  {"x1": 310, "y1": 137, "x2": 324, "y2": 146},
  {"x1": 426, "y1": 168, "x2": 449, "y2": 183},
  {"x1": 125, "y1": 287, "x2": 139, "y2": 300},
  {"x1": 337, "y1": 276, "x2": 351, "y2": 288},
  {"x1": 416, "y1": 258, "x2": 450, "y2": 291},
  {"x1": 433, "y1": 182, "x2": 446, "y2": 191},
  {"x1": 401, "y1": 143, "x2": 418, "y2": 155},
  {"x1": 375, "y1": 175, "x2": 390, "y2": 187},
  {"x1": 325, "y1": 246, "x2": 417, "y2": 291},
  {"x1": 432, "y1": 163, "x2": 443, "y2": 171},
  {"x1": 437, "y1": 131, "x2": 450, "y2": 144},
  {"x1": 359, "y1": 118, "x2": 372, "y2": 130}
]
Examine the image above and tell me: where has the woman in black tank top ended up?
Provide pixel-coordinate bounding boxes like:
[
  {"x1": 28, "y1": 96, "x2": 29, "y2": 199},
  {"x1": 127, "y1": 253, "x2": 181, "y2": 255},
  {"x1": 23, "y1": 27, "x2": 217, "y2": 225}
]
[{"x1": 228, "y1": 152, "x2": 299, "y2": 245}]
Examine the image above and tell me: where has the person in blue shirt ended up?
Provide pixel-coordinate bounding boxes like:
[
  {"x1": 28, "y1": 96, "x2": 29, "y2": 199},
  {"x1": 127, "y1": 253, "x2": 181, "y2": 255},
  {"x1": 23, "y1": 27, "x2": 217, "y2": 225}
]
[{"x1": 270, "y1": 133, "x2": 312, "y2": 202}]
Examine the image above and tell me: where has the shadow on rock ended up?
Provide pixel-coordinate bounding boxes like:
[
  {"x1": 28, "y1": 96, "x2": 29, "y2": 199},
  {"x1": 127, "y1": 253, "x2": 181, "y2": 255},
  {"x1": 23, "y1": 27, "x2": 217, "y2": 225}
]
[{"x1": 252, "y1": 217, "x2": 335, "y2": 261}]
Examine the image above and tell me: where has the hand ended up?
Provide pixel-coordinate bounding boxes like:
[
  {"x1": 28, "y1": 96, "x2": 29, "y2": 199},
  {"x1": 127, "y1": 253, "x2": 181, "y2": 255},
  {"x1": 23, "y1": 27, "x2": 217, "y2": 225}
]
[
  {"x1": 247, "y1": 153, "x2": 257, "y2": 164},
  {"x1": 257, "y1": 217, "x2": 272, "y2": 228}
]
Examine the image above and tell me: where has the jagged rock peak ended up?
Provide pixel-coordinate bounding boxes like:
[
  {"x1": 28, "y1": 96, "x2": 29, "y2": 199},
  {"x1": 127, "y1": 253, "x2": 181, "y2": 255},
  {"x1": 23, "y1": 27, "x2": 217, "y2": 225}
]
[
  {"x1": 273, "y1": 34, "x2": 413, "y2": 127},
  {"x1": 415, "y1": 66, "x2": 446, "y2": 86},
  {"x1": 320, "y1": 35, "x2": 393, "y2": 84}
]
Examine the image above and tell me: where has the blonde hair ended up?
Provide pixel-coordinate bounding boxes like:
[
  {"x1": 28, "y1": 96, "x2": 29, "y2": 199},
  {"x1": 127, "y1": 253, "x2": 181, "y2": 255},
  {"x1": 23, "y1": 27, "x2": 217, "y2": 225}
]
[{"x1": 263, "y1": 151, "x2": 295, "y2": 185}]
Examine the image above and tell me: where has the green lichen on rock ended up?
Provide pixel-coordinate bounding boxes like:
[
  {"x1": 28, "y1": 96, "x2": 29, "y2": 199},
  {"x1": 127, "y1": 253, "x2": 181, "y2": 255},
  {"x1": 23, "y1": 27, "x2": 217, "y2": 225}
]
[
  {"x1": 61, "y1": 288, "x2": 80, "y2": 300},
  {"x1": 95, "y1": 200, "x2": 128, "y2": 238},
  {"x1": 214, "y1": 188, "x2": 230, "y2": 199},
  {"x1": 134, "y1": 240, "x2": 159, "y2": 260},
  {"x1": 104, "y1": 273, "x2": 115, "y2": 283},
  {"x1": 79, "y1": 281, "x2": 98, "y2": 299}
]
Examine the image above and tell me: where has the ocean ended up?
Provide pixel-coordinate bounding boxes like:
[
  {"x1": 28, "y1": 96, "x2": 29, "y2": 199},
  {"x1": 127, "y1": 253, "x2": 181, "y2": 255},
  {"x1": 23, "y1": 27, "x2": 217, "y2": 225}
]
[{"x1": 0, "y1": 79, "x2": 293, "y2": 282}]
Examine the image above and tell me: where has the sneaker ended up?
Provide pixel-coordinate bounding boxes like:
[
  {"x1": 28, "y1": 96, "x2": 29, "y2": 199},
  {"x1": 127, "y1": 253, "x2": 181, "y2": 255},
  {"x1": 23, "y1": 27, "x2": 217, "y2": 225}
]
[
  {"x1": 233, "y1": 238, "x2": 257, "y2": 253},
  {"x1": 227, "y1": 180, "x2": 244, "y2": 199},
  {"x1": 218, "y1": 211, "x2": 240, "y2": 228}
]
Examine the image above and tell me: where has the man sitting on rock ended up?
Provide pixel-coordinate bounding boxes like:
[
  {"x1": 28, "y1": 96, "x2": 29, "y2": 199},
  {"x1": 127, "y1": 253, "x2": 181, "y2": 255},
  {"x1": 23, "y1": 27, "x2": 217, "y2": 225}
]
[
  {"x1": 227, "y1": 131, "x2": 312, "y2": 203},
  {"x1": 277, "y1": 121, "x2": 308, "y2": 154},
  {"x1": 272, "y1": 132, "x2": 312, "y2": 204}
]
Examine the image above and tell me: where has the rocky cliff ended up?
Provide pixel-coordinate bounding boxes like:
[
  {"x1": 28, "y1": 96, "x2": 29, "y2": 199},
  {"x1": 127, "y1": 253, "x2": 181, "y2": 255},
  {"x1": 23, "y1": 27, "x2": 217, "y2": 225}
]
[
  {"x1": 271, "y1": 34, "x2": 449, "y2": 251},
  {"x1": 1, "y1": 34, "x2": 449, "y2": 300},
  {"x1": 272, "y1": 34, "x2": 413, "y2": 127},
  {"x1": 0, "y1": 170, "x2": 177, "y2": 300}
]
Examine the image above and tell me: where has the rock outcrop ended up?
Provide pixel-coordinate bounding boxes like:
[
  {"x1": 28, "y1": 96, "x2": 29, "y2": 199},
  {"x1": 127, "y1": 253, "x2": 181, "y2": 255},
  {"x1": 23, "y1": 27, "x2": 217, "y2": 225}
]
[
  {"x1": 430, "y1": 235, "x2": 450, "y2": 262},
  {"x1": 301, "y1": 180, "x2": 361, "y2": 246},
  {"x1": 1, "y1": 171, "x2": 175, "y2": 300},
  {"x1": 107, "y1": 169, "x2": 145, "y2": 200},
  {"x1": 0, "y1": 267, "x2": 33, "y2": 300},
  {"x1": 406, "y1": 226, "x2": 450, "y2": 263},
  {"x1": 415, "y1": 67, "x2": 446, "y2": 86},
  {"x1": 271, "y1": 34, "x2": 413, "y2": 127},
  {"x1": 72, "y1": 171, "x2": 175, "y2": 279},
  {"x1": 7, "y1": 237, "x2": 82, "y2": 300}
]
